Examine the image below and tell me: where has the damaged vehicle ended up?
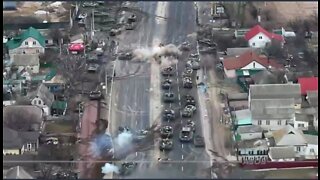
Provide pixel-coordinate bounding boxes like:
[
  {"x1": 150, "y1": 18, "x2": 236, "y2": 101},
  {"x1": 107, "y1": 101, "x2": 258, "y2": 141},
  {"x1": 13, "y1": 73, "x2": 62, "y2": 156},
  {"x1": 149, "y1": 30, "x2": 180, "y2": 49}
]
[
  {"x1": 182, "y1": 67, "x2": 193, "y2": 77},
  {"x1": 162, "y1": 109, "x2": 175, "y2": 121},
  {"x1": 179, "y1": 126, "x2": 194, "y2": 142},
  {"x1": 159, "y1": 138, "x2": 173, "y2": 151},
  {"x1": 183, "y1": 95, "x2": 196, "y2": 106},
  {"x1": 183, "y1": 77, "x2": 193, "y2": 88},
  {"x1": 161, "y1": 79, "x2": 173, "y2": 90},
  {"x1": 179, "y1": 41, "x2": 191, "y2": 51},
  {"x1": 89, "y1": 91, "x2": 103, "y2": 100},
  {"x1": 133, "y1": 130, "x2": 149, "y2": 142},
  {"x1": 118, "y1": 52, "x2": 133, "y2": 60},
  {"x1": 119, "y1": 162, "x2": 138, "y2": 176},
  {"x1": 162, "y1": 92, "x2": 175, "y2": 103},
  {"x1": 186, "y1": 60, "x2": 200, "y2": 70},
  {"x1": 161, "y1": 66, "x2": 174, "y2": 76},
  {"x1": 127, "y1": 14, "x2": 137, "y2": 23},
  {"x1": 186, "y1": 120, "x2": 196, "y2": 132},
  {"x1": 160, "y1": 125, "x2": 173, "y2": 138},
  {"x1": 193, "y1": 135, "x2": 205, "y2": 147},
  {"x1": 182, "y1": 105, "x2": 197, "y2": 117},
  {"x1": 87, "y1": 63, "x2": 99, "y2": 73},
  {"x1": 198, "y1": 39, "x2": 217, "y2": 47}
]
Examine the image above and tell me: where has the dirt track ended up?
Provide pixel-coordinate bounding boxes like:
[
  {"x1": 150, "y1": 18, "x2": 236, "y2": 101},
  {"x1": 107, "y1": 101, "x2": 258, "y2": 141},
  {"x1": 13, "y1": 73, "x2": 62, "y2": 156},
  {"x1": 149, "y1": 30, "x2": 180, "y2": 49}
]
[{"x1": 254, "y1": 2, "x2": 318, "y2": 25}]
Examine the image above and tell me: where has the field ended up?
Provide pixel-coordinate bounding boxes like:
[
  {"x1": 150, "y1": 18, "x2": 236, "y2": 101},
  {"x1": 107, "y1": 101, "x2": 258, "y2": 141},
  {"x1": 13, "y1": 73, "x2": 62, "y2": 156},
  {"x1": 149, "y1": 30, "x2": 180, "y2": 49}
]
[{"x1": 254, "y1": 2, "x2": 318, "y2": 26}]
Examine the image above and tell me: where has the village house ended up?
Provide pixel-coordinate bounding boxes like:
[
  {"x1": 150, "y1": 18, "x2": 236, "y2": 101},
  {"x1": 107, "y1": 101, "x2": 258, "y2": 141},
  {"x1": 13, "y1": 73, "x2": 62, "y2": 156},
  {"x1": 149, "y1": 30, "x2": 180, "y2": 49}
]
[
  {"x1": 268, "y1": 125, "x2": 307, "y2": 157},
  {"x1": 232, "y1": 109, "x2": 253, "y2": 128},
  {"x1": 236, "y1": 138, "x2": 271, "y2": 164},
  {"x1": 6, "y1": 27, "x2": 45, "y2": 56},
  {"x1": 29, "y1": 84, "x2": 55, "y2": 116},
  {"x1": 303, "y1": 134, "x2": 318, "y2": 159},
  {"x1": 222, "y1": 51, "x2": 283, "y2": 79},
  {"x1": 11, "y1": 54, "x2": 40, "y2": 74},
  {"x1": 244, "y1": 25, "x2": 284, "y2": 48},
  {"x1": 293, "y1": 113, "x2": 313, "y2": 131},
  {"x1": 3, "y1": 127, "x2": 40, "y2": 155}
]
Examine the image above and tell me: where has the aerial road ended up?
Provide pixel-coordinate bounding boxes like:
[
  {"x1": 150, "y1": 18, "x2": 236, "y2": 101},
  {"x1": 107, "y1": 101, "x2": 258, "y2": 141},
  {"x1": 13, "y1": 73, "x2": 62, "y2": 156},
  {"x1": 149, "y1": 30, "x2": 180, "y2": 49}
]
[{"x1": 109, "y1": 1, "x2": 210, "y2": 178}]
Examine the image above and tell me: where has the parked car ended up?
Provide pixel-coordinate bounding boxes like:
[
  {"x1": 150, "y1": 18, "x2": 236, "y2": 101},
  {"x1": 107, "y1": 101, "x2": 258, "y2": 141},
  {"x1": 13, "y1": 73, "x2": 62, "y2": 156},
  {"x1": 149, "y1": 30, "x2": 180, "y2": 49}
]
[
  {"x1": 160, "y1": 125, "x2": 173, "y2": 138},
  {"x1": 161, "y1": 66, "x2": 174, "y2": 76},
  {"x1": 182, "y1": 105, "x2": 196, "y2": 117},
  {"x1": 186, "y1": 60, "x2": 200, "y2": 70},
  {"x1": 162, "y1": 109, "x2": 175, "y2": 121},
  {"x1": 162, "y1": 92, "x2": 175, "y2": 103},
  {"x1": 89, "y1": 91, "x2": 103, "y2": 100},
  {"x1": 182, "y1": 67, "x2": 193, "y2": 77},
  {"x1": 159, "y1": 138, "x2": 173, "y2": 151},
  {"x1": 87, "y1": 63, "x2": 99, "y2": 73},
  {"x1": 127, "y1": 14, "x2": 137, "y2": 23},
  {"x1": 186, "y1": 120, "x2": 196, "y2": 132},
  {"x1": 184, "y1": 95, "x2": 196, "y2": 106},
  {"x1": 119, "y1": 162, "x2": 138, "y2": 176},
  {"x1": 180, "y1": 41, "x2": 191, "y2": 51},
  {"x1": 118, "y1": 52, "x2": 133, "y2": 60},
  {"x1": 161, "y1": 79, "x2": 173, "y2": 90},
  {"x1": 183, "y1": 77, "x2": 193, "y2": 88}
]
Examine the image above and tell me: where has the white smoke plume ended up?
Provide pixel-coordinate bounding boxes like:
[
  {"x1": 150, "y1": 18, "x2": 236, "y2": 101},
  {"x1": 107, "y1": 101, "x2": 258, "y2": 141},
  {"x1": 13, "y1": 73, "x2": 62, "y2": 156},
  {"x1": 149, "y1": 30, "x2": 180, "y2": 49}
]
[
  {"x1": 114, "y1": 130, "x2": 133, "y2": 148},
  {"x1": 132, "y1": 44, "x2": 181, "y2": 64},
  {"x1": 101, "y1": 163, "x2": 119, "y2": 174}
]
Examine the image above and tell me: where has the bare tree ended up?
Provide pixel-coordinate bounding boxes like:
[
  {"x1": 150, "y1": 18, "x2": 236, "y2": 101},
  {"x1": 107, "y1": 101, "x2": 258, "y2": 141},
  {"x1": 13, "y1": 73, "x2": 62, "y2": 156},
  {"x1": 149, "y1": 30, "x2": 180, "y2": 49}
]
[
  {"x1": 3, "y1": 108, "x2": 40, "y2": 131},
  {"x1": 39, "y1": 164, "x2": 55, "y2": 179}
]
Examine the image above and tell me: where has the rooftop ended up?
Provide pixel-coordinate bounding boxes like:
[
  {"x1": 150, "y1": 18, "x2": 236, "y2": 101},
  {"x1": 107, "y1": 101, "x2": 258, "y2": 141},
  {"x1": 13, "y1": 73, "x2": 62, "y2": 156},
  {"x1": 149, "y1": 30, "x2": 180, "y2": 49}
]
[
  {"x1": 269, "y1": 146, "x2": 296, "y2": 160},
  {"x1": 303, "y1": 134, "x2": 318, "y2": 145},
  {"x1": 298, "y1": 77, "x2": 318, "y2": 95},
  {"x1": 272, "y1": 125, "x2": 307, "y2": 146},
  {"x1": 244, "y1": 25, "x2": 284, "y2": 42},
  {"x1": 307, "y1": 90, "x2": 318, "y2": 107},
  {"x1": 223, "y1": 51, "x2": 283, "y2": 70},
  {"x1": 237, "y1": 125, "x2": 264, "y2": 134},
  {"x1": 237, "y1": 138, "x2": 269, "y2": 149},
  {"x1": 12, "y1": 54, "x2": 40, "y2": 66},
  {"x1": 6, "y1": 27, "x2": 45, "y2": 50}
]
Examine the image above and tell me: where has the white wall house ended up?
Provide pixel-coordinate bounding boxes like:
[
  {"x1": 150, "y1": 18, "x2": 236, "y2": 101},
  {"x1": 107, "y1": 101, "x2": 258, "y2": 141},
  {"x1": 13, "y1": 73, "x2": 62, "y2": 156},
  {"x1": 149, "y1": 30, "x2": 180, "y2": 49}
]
[
  {"x1": 237, "y1": 138, "x2": 269, "y2": 164},
  {"x1": 223, "y1": 51, "x2": 282, "y2": 79},
  {"x1": 269, "y1": 146, "x2": 296, "y2": 162},
  {"x1": 30, "y1": 84, "x2": 54, "y2": 116},
  {"x1": 7, "y1": 27, "x2": 46, "y2": 57},
  {"x1": 247, "y1": 32, "x2": 271, "y2": 48},
  {"x1": 303, "y1": 134, "x2": 318, "y2": 159},
  {"x1": 244, "y1": 25, "x2": 284, "y2": 49},
  {"x1": 293, "y1": 113, "x2": 311, "y2": 131}
]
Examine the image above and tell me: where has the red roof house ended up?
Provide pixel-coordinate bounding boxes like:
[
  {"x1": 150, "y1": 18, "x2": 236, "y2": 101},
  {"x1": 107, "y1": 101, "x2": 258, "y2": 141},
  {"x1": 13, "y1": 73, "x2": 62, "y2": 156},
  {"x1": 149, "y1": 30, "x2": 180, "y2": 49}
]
[
  {"x1": 298, "y1": 77, "x2": 318, "y2": 95},
  {"x1": 223, "y1": 50, "x2": 283, "y2": 70},
  {"x1": 244, "y1": 25, "x2": 284, "y2": 48}
]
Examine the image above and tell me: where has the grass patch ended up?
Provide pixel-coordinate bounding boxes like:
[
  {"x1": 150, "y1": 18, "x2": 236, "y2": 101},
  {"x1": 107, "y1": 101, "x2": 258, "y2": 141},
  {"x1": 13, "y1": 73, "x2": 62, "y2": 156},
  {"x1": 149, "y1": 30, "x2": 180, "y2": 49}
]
[{"x1": 44, "y1": 120, "x2": 75, "y2": 134}]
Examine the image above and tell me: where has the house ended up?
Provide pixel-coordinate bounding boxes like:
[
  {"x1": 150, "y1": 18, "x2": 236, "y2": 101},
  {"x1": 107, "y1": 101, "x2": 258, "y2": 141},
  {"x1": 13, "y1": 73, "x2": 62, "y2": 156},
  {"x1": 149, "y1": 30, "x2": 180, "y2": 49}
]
[
  {"x1": 237, "y1": 138, "x2": 270, "y2": 164},
  {"x1": 3, "y1": 127, "x2": 40, "y2": 155},
  {"x1": 269, "y1": 146, "x2": 296, "y2": 162},
  {"x1": 293, "y1": 113, "x2": 313, "y2": 131},
  {"x1": 6, "y1": 27, "x2": 45, "y2": 56},
  {"x1": 225, "y1": 47, "x2": 258, "y2": 57},
  {"x1": 4, "y1": 166, "x2": 34, "y2": 179},
  {"x1": 298, "y1": 77, "x2": 318, "y2": 96},
  {"x1": 250, "y1": 98, "x2": 295, "y2": 130},
  {"x1": 11, "y1": 54, "x2": 40, "y2": 74},
  {"x1": 223, "y1": 51, "x2": 283, "y2": 79},
  {"x1": 43, "y1": 74, "x2": 66, "y2": 93},
  {"x1": 251, "y1": 69, "x2": 287, "y2": 85},
  {"x1": 232, "y1": 109, "x2": 252, "y2": 128},
  {"x1": 236, "y1": 125, "x2": 264, "y2": 141},
  {"x1": 303, "y1": 134, "x2": 318, "y2": 159},
  {"x1": 249, "y1": 84, "x2": 302, "y2": 108},
  {"x1": 30, "y1": 84, "x2": 55, "y2": 116},
  {"x1": 270, "y1": 125, "x2": 307, "y2": 157},
  {"x1": 244, "y1": 25, "x2": 284, "y2": 48},
  {"x1": 306, "y1": 91, "x2": 318, "y2": 131},
  {"x1": 51, "y1": 100, "x2": 68, "y2": 116}
]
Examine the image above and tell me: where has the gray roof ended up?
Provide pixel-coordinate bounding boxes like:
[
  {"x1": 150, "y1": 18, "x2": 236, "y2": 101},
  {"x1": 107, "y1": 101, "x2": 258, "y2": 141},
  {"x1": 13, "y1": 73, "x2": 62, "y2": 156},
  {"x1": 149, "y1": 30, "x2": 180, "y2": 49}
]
[
  {"x1": 272, "y1": 125, "x2": 307, "y2": 146},
  {"x1": 3, "y1": 127, "x2": 39, "y2": 149},
  {"x1": 12, "y1": 54, "x2": 40, "y2": 66},
  {"x1": 303, "y1": 134, "x2": 318, "y2": 145},
  {"x1": 238, "y1": 138, "x2": 269, "y2": 149},
  {"x1": 251, "y1": 69, "x2": 287, "y2": 84},
  {"x1": 35, "y1": 84, "x2": 55, "y2": 107},
  {"x1": 237, "y1": 125, "x2": 264, "y2": 134},
  {"x1": 249, "y1": 84, "x2": 302, "y2": 104},
  {"x1": 250, "y1": 98, "x2": 295, "y2": 119},
  {"x1": 295, "y1": 113, "x2": 314, "y2": 122},
  {"x1": 269, "y1": 146, "x2": 296, "y2": 159},
  {"x1": 226, "y1": 47, "x2": 258, "y2": 57},
  {"x1": 234, "y1": 109, "x2": 252, "y2": 120},
  {"x1": 4, "y1": 166, "x2": 34, "y2": 179},
  {"x1": 307, "y1": 91, "x2": 318, "y2": 107}
]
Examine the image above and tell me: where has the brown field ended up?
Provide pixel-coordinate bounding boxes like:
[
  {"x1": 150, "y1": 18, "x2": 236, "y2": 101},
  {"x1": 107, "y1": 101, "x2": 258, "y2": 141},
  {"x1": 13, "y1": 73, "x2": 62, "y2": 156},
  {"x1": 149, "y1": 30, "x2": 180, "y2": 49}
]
[{"x1": 254, "y1": 1, "x2": 318, "y2": 26}]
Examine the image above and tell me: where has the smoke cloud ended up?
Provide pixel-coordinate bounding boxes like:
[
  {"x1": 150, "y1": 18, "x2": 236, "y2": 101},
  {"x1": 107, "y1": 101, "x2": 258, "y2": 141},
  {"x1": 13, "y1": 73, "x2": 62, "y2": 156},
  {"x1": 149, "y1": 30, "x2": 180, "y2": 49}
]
[
  {"x1": 89, "y1": 133, "x2": 113, "y2": 158},
  {"x1": 101, "y1": 163, "x2": 120, "y2": 174}
]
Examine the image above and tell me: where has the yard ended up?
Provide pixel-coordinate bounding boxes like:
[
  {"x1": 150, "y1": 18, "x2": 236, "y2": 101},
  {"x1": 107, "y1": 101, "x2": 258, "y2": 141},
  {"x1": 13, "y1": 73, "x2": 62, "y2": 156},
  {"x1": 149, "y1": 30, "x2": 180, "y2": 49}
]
[{"x1": 44, "y1": 120, "x2": 76, "y2": 134}]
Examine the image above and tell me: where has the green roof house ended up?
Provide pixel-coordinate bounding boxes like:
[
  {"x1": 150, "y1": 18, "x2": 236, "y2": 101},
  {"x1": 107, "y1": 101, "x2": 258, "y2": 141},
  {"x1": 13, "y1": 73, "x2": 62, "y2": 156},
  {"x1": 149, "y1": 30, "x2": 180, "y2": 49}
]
[{"x1": 7, "y1": 27, "x2": 45, "y2": 56}]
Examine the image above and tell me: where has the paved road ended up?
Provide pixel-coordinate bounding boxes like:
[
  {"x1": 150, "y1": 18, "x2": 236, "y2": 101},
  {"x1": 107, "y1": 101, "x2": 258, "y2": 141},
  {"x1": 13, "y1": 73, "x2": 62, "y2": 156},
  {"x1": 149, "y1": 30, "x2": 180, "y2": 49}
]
[{"x1": 109, "y1": 2, "x2": 210, "y2": 178}]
